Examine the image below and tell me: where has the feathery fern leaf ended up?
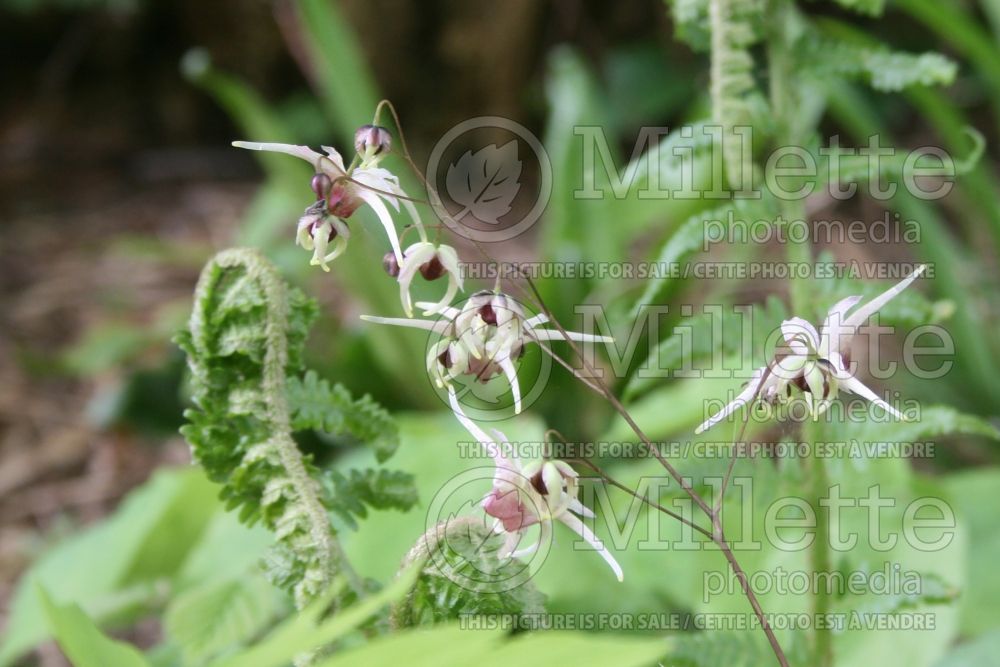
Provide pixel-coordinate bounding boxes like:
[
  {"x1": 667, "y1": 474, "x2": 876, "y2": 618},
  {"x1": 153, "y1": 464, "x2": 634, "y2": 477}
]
[
  {"x1": 287, "y1": 370, "x2": 399, "y2": 462},
  {"x1": 177, "y1": 248, "x2": 409, "y2": 610},
  {"x1": 801, "y1": 36, "x2": 957, "y2": 92}
]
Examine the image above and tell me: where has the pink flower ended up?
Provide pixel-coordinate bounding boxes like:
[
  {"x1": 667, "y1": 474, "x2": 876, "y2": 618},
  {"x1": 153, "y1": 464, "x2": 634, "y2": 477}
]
[{"x1": 449, "y1": 390, "x2": 623, "y2": 581}]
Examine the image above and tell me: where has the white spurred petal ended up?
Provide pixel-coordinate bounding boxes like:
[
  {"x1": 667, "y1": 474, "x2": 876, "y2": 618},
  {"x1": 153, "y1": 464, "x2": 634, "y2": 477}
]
[
  {"x1": 819, "y1": 295, "x2": 863, "y2": 356},
  {"x1": 827, "y1": 351, "x2": 852, "y2": 380},
  {"x1": 319, "y1": 235, "x2": 349, "y2": 268},
  {"x1": 524, "y1": 313, "x2": 550, "y2": 328},
  {"x1": 839, "y1": 375, "x2": 905, "y2": 420},
  {"x1": 498, "y1": 529, "x2": 525, "y2": 559},
  {"x1": 568, "y1": 497, "x2": 595, "y2": 519},
  {"x1": 843, "y1": 265, "x2": 927, "y2": 331},
  {"x1": 356, "y1": 188, "x2": 404, "y2": 264},
  {"x1": 352, "y1": 167, "x2": 402, "y2": 210},
  {"x1": 529, "y1": 329, "x2": 615, "y2": 344},
  {"x1": 803, "y1": 362, "x2": 825, "y2": 399},
  {"x1": 781, "y1": 317, "x2": 820, "y2": 354},
  {"x1": 360, "y1": 314, "x2": 451, "y2": 335},
  {"x1": 436, "y1": 245, "x2": 464, "y2": 291},
  {"x1": 447, "y1": 387, "x2": 484, "y2": 436},
  {"x1": 397, "y1": 243, "x2": 437, "y2": 317},
  {"x1": 319, "y1": 145, "x2": 348, "y2": 174},
  {"x1": 422, "y1": 277, "x2": 460, "y2": 317},
  {"x1": 232, "y1": 141, "x2": 324, "y2": 166},
  {"x1": 400, "y1": 194, "x2": 429, "y2": 242},
  {"x1": 695, "y1": 367, "x2": 767, "y2": 434},
  {"x1": 499, "y1": 355, "x2": 522, "y2": 414},
  {"x1": 415, "y1": 302, "x2": 461, "y2": 320},
  {"x1": 770, "y1": 352, "x2": 808, "y2": 383},
  {"x1": 558, "y1": 513, "x2": 624, "y2": 582}
]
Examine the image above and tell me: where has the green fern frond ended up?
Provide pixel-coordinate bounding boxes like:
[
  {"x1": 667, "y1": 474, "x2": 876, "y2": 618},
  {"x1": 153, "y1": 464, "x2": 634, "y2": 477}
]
[
  {"x1": 287, "y1": 370, "x2": 399, "y2": 463},
  {"x1": 177, "y1": 248, "x2": 360, "y2": 608},
  {"x1": 708, "y1": 0, "x2": 768, "y2": 190},
  {"x1": 390, "y1": 518, "x2": 546, "y2": 628},
  {"x1": 801, "y1": 36, "x2": 957, "y2": 92},
  {"x1": 322, "y1": 468, "x2": 419, "y2": 531}
]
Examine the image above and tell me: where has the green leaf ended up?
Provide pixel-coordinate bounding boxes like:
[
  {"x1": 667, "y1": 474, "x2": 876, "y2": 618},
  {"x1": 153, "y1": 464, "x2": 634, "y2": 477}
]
[
  {"x1": 292, "y1": 0, "x2": 379, "y2": 143},
  {"x1": 209, "y1": 561, "x2": 425, "y2": 667},
  {"x1": 668, "y1": 630, "x2": 811, "y2": 667},
  {"x1": 624, "y1": 296, "x2": 787, "y2": 401},
  {"x1": 836, "y1": 405, "x2": 1000, "y2": 444},
  {"x1": 39, "y1": 588, "x2": 151, "y2": 667},
  {"x1": 288, "y1": 370, "x2": 400, "y2": 462},
  {"x1": 944, "y1": 469, "x2": 1000, "y2": 637},
  {"x1": 181, "y1": 49, "x2": 309, "y2": 191},
  {"x1": 312, "y1": 623, "x2": 670, "y2": 667},
  {"x1": 628, "y1": 196, "x2": 779, "y2": 321},
  {"x1": 164, "y1": 575, "x2": 282, "y2": 665},
  {"x1": 933, "y1": 630, "x2": 1000, "y2": 667},
  {"x1": 0, "y1": 469, "x2": 218, "y2": 667}
]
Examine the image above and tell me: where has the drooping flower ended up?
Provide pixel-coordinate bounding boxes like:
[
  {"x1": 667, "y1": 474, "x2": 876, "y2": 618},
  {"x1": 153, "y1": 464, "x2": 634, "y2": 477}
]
[
  {"x1": 387, "y1": 241, "x2": 464, "y2": 317},
  {"x1": 361, "y1": 290, "x2": 614, "y2": 414},
  {"x1": 295, "y1": 198, "x2": 351, "y2": 271},
  {"x1": 695, "y1": 265, "x2": 927, "y2": 434},
  {"x1": 232, "y1": 138, "x2": 422, "y2": 269},
  {"x1": 354, "y1": 124, "x2": 392, "y2": 167},
  {"x1": 449, "y1": 390, "x2": 623, "y2": 581}
]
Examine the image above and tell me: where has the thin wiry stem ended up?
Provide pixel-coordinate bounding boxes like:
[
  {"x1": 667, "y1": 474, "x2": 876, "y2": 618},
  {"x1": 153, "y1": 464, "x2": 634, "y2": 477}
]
[{"x1": 571, "y1": 458, "x2": 714, "y2": 539}]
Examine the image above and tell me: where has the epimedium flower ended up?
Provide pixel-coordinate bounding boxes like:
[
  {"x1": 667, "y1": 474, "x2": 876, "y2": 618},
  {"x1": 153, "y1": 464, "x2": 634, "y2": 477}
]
[
  {"x1": 295, "y1": 196, "x2": 351, "y2": 270},
  {"x1": 696, "y1": 265, "x2": 927, "y2": 434},
  {"x1": 233, "y1": 131, "x2": 422, "y2": 271},
  {"x1": 383, "y1": 242, "x2": 464, "y2": 318},
  {"x1": 361, "y1": 290, "x2": 614, "y2": 414},
  {"x1": 449, "y1": 391, "x2": 623, "y2": 581},
  {"x1": 354, "y1": 124, "x2": 392, "y2": 167}
]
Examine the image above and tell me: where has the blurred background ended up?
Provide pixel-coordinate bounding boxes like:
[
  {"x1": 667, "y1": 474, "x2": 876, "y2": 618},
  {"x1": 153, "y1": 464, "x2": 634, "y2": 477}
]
[{"x1": 2, "y1": 0, "x2": 999, "y2": 664}]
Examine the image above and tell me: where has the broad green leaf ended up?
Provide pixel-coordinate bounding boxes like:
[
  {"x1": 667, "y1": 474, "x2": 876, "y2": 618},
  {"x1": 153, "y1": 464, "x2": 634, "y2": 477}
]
[
  {"x1": 208, "y1": 561, "x2": 423, "y2": 667},
  {"x1": 39, "y1": 589, "x2": 151, "y2": 667},
  {"x1": 933, "y1": 630, "x2": 1000, "y2": 667},
  {"x1": 943, "y1": 469, "x2": 1000, "y2": 637},
  {"x1": 0, "y1": 468, "x2": 217, "y2": 667},
  {"x1": 314, "y1": 623, "x2": 669, "y2": 667},
  {"x1": 836, "y1": 406, "x2": 1000, "y2": 444},
  {"x1": 292, "y1": 0, "x2": 379, "y2": 143},
  {"x1": 164, "y1": 574, "x2": 282, "y2": 665}
]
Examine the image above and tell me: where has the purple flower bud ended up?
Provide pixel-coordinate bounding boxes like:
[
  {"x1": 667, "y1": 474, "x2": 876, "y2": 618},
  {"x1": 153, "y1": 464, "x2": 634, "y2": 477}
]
[
  {"x1": 382, "y1": 251, "x2": 401, "y2": 277},
  {"x1": 354, "y1": 124, "x2": 392, "y2": 157},
  {"x1": 310, "y1": 173, "x2": 332, "y2": 200}
]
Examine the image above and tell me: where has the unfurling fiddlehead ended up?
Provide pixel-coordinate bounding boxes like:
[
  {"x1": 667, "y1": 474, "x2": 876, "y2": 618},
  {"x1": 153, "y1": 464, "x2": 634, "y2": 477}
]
[{"x1": 177, "y1": 248, "x2": 416, "y2": 610}]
